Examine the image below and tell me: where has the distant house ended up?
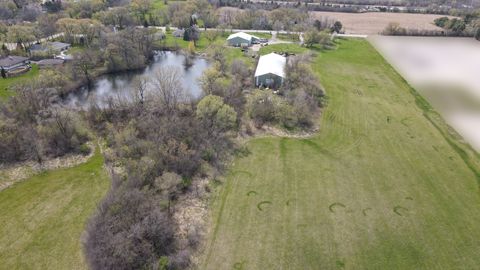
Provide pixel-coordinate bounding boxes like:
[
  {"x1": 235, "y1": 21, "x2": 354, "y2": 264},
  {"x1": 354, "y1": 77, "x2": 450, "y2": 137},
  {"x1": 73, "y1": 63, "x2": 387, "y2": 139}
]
[
  {"x1": 0, "y1": 56, "x2": 30, "y2": 74},
  {"x1": 227, "y1": 32, "x2": 260, "y2": 47},
  {"x1": 173, "y1": 29, "x2": 185, "y2": 38},
  {"x1": 30, "y1": 42, "x2": 71, "y2": 55},
  {"x1": 37, "y1": 58, "x2": 64, "y2": 68},
  {"x1": 254, "y1": 53, "x2": 287, "y2": 89}
]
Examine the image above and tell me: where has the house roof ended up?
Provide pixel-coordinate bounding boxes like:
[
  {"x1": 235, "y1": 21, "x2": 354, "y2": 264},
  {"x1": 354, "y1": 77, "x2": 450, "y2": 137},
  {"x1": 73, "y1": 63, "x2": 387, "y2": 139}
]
[
  {"x1": 254, "y1": 53, "x2": 287, "y2": 78},
  {"x1": 227, "y1": 32, "x2": 259, "y2": 41},
  {"x1": 30, "y1": 42, "x2": 70, "y2": 52},
  {"x1": 0, "y1": 56, "x2": 28, "y2": 67},
  {"x1": 173, "y1": 29, "x2": 185, "y2": 37},
  {"x1": 38, "y1": 58, "x2": 64, "y2": 66}
]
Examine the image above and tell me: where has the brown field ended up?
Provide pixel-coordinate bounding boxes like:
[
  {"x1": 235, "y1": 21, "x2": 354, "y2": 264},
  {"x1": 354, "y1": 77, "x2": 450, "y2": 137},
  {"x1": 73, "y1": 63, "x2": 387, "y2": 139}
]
[{"x1": 310, "y1": 11, "x2": 451, "y2": 34}]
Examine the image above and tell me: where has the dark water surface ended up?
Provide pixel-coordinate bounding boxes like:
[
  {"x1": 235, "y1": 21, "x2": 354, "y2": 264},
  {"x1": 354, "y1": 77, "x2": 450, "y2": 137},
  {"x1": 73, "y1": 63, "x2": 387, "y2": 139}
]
[{"x1": 65, "y1": 51, "x2": 209, "y2": 107}]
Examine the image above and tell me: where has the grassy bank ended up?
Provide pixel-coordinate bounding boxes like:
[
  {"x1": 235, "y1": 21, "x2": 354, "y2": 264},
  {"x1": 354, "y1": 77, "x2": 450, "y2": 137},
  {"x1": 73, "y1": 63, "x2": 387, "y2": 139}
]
[
  {"x1": 0, "y1": 64, "x2": 39, "y2": 101},
  {"x1": 0, "y1": 149, "x2": 109, "y2": 270},
  {"x1": 201, "y1": 39, "x2": 480, "y2": 269}
]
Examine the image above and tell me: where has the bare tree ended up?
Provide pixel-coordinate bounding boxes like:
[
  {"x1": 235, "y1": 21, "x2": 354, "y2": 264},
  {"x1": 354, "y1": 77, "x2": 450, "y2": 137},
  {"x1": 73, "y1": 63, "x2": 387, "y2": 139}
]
[
  {"x1": 132, "y1": 76, "x2": 148, "y2": 106},
  {"x1": 149, "y1": 67, "x2": 186, "y2": 113},
  {"x1": 73, "y1": 50, "x2": 100, "y2": 86}
]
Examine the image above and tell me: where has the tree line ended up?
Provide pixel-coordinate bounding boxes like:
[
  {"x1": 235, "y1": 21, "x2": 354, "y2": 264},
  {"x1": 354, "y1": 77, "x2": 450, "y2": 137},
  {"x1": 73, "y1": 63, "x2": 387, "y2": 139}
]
[{"x1": 382, "y1": 10, "x2": 480, "y2": 40}]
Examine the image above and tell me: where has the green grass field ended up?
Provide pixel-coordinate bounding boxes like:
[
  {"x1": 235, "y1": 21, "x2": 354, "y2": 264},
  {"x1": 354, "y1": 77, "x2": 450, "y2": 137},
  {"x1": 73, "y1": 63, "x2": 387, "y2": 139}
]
[
  {"x1": 161, "y1": 31, "x2": 227, "y2": 50},
  {"x1": 0, "y1": 64, "x2": 39, "y2": 101},
  {"x1": 201, "y1": 39, "x2": 480, "y2": 269},
  {"x1": 152, "y1": 0, "x2": 185, "y2": 11},
  {"x1": 246, "y1": 32, "x2": 272, "y2": 40},
  {"x1": 277, "y1": 33, "x2": 300, "y2": 42},
  {"x1": 0, "y1": 149, "x2": 109, "y2": 270},
  {"x1": 259, "y1": 43, "x2": 309, "y2": 55}
]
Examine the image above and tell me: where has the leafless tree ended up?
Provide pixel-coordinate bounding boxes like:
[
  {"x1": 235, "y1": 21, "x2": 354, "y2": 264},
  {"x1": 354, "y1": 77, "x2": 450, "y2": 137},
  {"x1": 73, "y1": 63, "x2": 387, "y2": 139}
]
[
  {"x1": 132, "y1": 76, "x2": 148, "y2": 106},
  {"x1": 149, "y1": 67, "x2": 186, "y2": 113}
]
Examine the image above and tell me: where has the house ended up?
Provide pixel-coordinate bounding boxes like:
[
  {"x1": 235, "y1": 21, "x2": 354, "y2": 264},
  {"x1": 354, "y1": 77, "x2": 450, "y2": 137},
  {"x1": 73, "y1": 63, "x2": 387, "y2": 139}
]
[
  {"x1": 254, "y1": 53, "x2": 287, "y2": 89},
  {"x1": 37, "y1": 58, "x2": 64, "y2": 68},
  {"x1": 30, "y1": 42, "x2": 71, "y2": 55},
  {"x1": 173, "y1": 29, "x2": 185, "y2": 38},
  {"x1": 0, "y1": 56, "x2": 30, "y2": 74},
  {"x1": 227, "y1": 32, "x2": 260, "y2": 47}
]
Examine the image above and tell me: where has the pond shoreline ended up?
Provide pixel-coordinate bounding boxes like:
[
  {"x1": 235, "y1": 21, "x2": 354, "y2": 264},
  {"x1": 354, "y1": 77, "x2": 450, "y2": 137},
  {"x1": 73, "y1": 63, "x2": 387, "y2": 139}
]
[{"x1": 62, "y1": 50, "x2": 209, "y2": 108}]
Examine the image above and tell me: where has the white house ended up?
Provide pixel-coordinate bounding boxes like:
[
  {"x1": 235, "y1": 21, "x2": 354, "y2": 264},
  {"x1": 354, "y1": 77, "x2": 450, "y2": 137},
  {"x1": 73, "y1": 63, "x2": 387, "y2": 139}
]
[
  {"x1": 254, "y1": 53, "x2": 287, "y2": 89},
  {"x1": 227, "y1": 32, "x2": 260, "y2": 47}
]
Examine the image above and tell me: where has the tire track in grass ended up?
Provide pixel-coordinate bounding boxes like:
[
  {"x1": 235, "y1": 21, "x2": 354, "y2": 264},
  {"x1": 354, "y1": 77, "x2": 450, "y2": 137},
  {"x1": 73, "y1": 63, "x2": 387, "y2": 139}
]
[
  {"x1": 280, "y1": 138, "x2": 292, "y2": 269},
  {"x1": 203, "y1": 167, "x2": 236, "y2": 268},
  {"x1": 256, "y1": 140, "x2": 283, "y2": 268}
]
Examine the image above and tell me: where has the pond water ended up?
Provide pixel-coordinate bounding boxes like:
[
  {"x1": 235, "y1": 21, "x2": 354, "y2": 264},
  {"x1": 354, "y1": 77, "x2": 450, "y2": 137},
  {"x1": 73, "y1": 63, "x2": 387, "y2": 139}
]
[{"x1": 65, "y1": 51, "x2": 209, "y2": 107}]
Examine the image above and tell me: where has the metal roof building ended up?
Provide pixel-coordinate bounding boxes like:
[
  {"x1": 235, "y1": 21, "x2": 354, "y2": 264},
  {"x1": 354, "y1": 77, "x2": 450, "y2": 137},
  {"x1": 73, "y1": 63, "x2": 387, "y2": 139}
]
[
  {"x1": 227, "y1": 32, "x2": 260, "y2": 47},
  {"x1": 254, "y1": 53, "x2": 287, "y2": 89}
]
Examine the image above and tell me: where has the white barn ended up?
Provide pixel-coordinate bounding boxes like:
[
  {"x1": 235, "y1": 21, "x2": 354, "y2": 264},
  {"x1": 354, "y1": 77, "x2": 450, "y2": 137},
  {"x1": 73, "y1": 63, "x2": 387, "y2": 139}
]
[
  {"x1": 254, "y1": 53, "x2": 287, "y2": 89},
  {"x1": 227, "y1": 32, "x2": 260, "y2": 47}
]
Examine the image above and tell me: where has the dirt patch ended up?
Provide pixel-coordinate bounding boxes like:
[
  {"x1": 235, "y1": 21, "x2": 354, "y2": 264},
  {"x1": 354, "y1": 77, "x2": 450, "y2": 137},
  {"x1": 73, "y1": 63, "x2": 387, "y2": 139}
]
[
  {"x1": 0, "y1": 142, "x2": 95, "y2": 191},
  {"x1": 240, "y1": 120, "x2": 319, "y2": 140},
  {"x1": 310, "y1": 11, "x2": 452, "y2": 35},
  {"x1": 173, "y1": 177, "x2": 210, "y2": 266}
]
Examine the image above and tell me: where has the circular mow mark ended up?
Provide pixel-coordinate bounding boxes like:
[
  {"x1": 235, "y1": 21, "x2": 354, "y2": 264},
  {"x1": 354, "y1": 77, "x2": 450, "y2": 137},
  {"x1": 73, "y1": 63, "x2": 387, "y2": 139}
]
[
  {"x1": 286, "y1": 198, "x2": 296, "y2": 206},
  {"x1": 362, "y1": 208, "x2": 372, "y2": 216},
  {"x1": 400, "y1": 117, "x2": 411, "y2": 127},
  {"x1": 247, "y1": 191, "x2": 258, "y2": 196},
  {"x1": 233, "y1": 261, "x2": 245, "y2": 270},
  {"x1": 393, "y1": 206, "x2": 409, "y2": 216},
  {"x1": 257, "y1": 201, "x2": 272, "y2": 211},
  {"x1": 329, "y1": 202, "x2": 346, "y2": 213},
  {"x1": 231, "y1": 170, "x2": 253, "y2": 178}
]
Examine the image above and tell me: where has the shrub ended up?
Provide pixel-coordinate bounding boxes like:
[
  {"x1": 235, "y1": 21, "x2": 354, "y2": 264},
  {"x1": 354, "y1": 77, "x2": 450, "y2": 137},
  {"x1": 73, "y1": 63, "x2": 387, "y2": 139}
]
[
  {"x1": 382, "y1": 22, "x2": 407, "y2": 35},
  {"x1": 79, "y1": 144, "x2": 91, "y2": 155},
  {"x1": 84, "y1": 185, "x2": 175, "y2": 270}
]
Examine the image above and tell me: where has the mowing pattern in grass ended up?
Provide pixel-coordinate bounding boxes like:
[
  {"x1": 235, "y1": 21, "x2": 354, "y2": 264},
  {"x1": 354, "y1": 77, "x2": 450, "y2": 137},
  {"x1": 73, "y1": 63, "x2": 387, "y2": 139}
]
[
  {"x1": 202, "y1": 39, "x2": 480, "y2": 269},
  {"x1": 0, "y1": 149, "x2": 109, "y2": 270}
]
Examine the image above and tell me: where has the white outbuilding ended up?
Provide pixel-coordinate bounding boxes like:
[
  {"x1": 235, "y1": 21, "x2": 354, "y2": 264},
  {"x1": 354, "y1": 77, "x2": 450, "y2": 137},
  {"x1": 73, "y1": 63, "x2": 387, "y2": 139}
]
[
  {"x1": 254, "y1": 53, "x2": 287, "y2": 89},
  {"x1": 227, "y1": 32, "x2": 260, "y2": 47}
]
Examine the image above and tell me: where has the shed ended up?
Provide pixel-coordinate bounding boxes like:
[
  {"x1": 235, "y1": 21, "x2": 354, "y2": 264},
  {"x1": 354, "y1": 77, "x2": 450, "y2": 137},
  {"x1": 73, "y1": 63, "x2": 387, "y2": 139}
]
[
  {"x1": 227, "y1": 32, "x2": 260, "y2": 47},
  {"x1": 0, "y1": 56, "x2": 29, "y2": 72},
  {"x1": 254, "y1": 53, "x2": 286, "y2": 89}
]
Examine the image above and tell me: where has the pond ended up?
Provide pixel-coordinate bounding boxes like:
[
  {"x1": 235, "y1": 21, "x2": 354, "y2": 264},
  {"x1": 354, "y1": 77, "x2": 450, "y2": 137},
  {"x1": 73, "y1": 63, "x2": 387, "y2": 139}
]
[{"x1": 65, "y1": 51, "x2": 209, "y2": 107}]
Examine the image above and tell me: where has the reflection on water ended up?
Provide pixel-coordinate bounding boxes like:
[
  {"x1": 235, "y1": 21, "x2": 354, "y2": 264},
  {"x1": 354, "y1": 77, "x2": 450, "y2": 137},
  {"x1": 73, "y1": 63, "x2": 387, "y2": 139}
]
[{"x1": 65, "y1": 51, "x2": 209, "y2": 107}]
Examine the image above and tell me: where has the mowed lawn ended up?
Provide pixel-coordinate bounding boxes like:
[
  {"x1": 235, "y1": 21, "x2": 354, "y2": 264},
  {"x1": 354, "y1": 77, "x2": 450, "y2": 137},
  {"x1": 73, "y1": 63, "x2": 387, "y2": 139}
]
[
  {"x1": 0, "y1": 149, "x2": 109, "y2": 270},
  {"x1": 0, "y1": 64, "x2": 39, "y2": 101},
  {"x1": 201, "y1": 39, "x2": 480, "y2": 269}
]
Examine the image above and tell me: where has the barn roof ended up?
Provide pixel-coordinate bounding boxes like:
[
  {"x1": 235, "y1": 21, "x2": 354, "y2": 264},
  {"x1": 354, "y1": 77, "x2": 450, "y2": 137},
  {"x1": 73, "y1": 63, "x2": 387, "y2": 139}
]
[
  {"x1": 254, "y1": 53, "x2": 286, "y2": 78},
  {"x1": 227, "y1": 32, "x2": 259, "y2": 41}
]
